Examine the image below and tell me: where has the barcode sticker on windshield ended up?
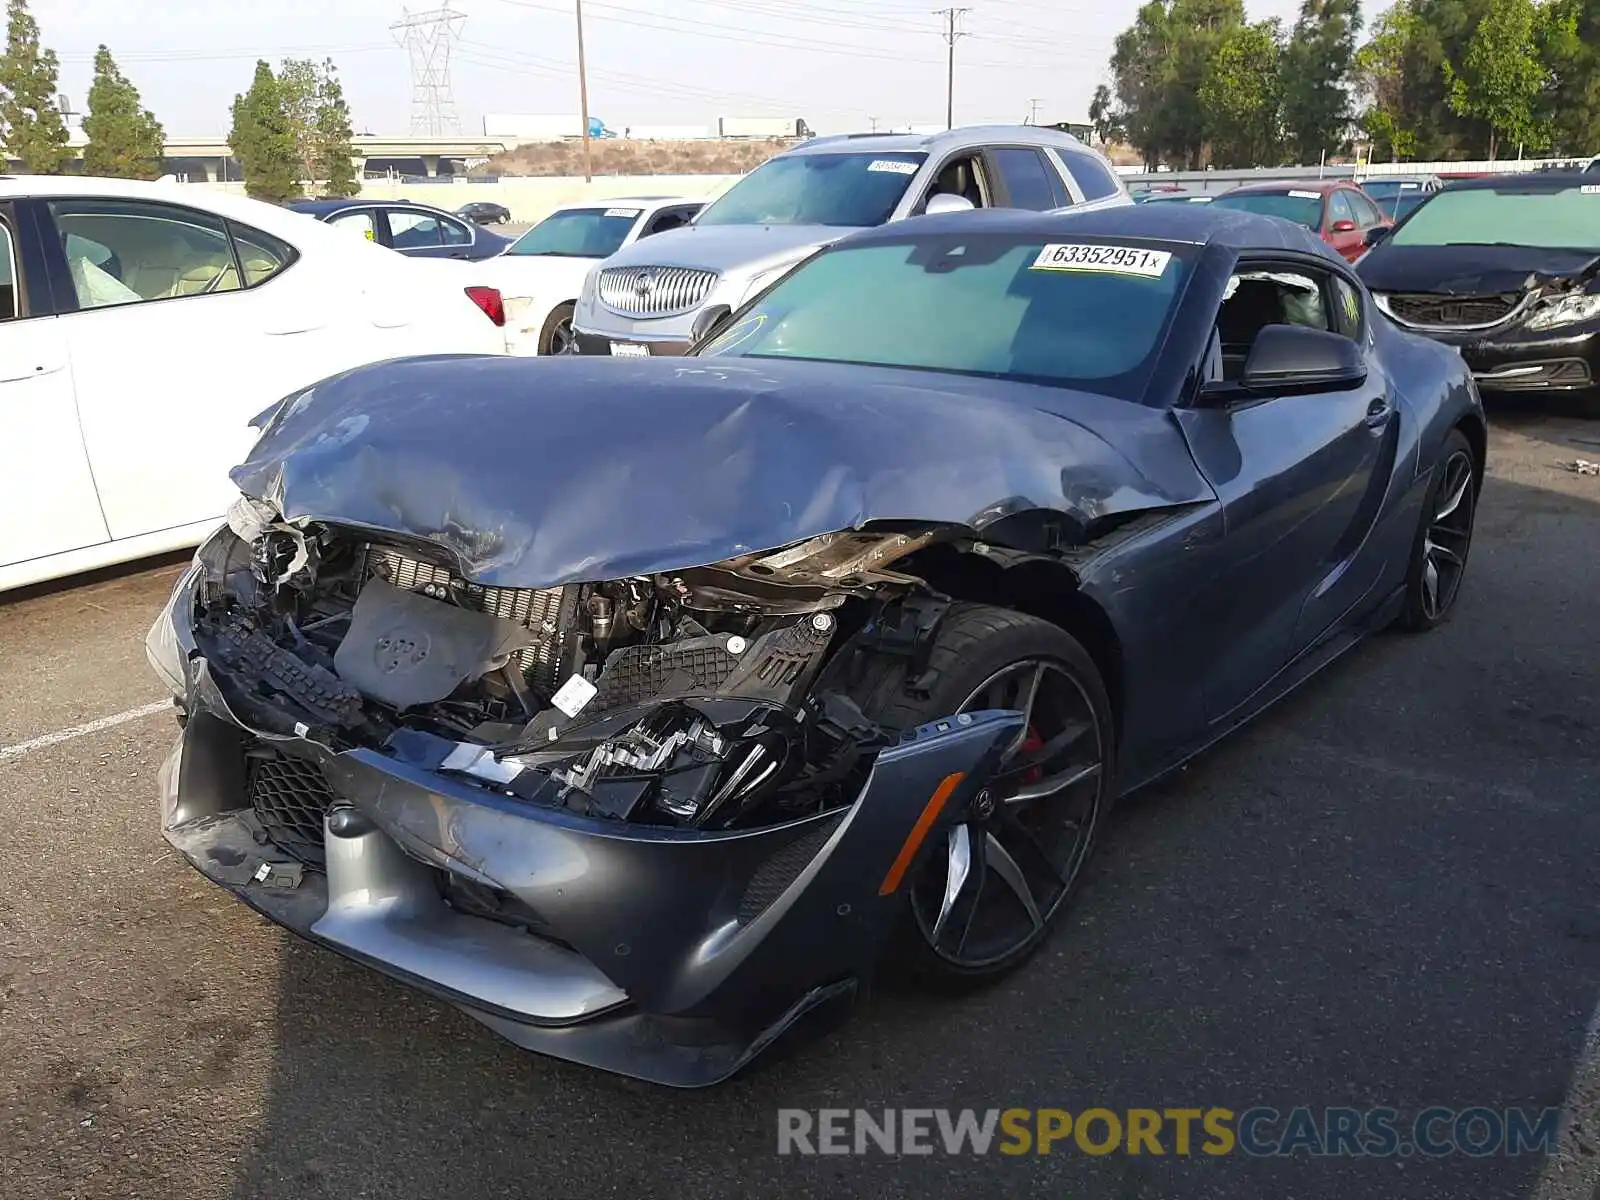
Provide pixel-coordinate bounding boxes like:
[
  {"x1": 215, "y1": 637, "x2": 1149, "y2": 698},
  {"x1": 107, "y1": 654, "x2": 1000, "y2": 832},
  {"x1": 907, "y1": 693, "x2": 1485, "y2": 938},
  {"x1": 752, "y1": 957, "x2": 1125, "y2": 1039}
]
[
  {"x1": 604, "y1": 208, "x2": 642, "y2": 217},
  {"x1": 868, "y1": 159, "x2": 918, "y2": 174},
  {"x1": 1582, "y1": 185, "x2": 1600, "y2": 195},
  {"x1": 1031, "y1": 243, "x2": 1173, "y2": 278},
  {"x1": 1289, "y1": 189, "x2": 1322, "y2": 199}
]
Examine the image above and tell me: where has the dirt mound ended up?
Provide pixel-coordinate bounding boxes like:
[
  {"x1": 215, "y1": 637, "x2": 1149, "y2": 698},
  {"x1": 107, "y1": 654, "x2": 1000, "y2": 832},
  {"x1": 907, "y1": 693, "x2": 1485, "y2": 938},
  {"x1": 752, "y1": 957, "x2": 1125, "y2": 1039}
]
[{"x1": 479, "y1": 138, "x2": 793, "y2": 177}]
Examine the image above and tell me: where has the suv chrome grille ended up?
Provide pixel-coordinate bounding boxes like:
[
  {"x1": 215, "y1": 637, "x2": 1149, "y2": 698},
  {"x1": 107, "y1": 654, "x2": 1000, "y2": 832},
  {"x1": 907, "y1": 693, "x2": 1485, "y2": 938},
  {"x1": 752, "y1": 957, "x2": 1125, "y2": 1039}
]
[
  {"x1": 598, "y1": 265, "x2": 718, "y2": 318},
  {"x1": 1377, "y1": 292, "x2": 1526, "y2": 330}
]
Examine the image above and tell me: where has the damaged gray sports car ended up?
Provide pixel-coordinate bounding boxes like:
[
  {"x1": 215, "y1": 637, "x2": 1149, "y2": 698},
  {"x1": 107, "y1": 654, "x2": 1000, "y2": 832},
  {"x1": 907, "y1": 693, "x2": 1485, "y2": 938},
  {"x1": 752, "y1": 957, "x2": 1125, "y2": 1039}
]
[{"x1": 148, "y1": 206, "x2": 1486, "y2": 1086}]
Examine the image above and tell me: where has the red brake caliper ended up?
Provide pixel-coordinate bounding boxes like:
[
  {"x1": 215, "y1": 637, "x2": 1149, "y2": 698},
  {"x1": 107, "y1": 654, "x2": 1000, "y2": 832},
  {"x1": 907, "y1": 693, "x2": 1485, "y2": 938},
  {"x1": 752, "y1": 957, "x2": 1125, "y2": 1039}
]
[{"x1": 1018, "y1": 727, "x2": 1046, "y2": 785}]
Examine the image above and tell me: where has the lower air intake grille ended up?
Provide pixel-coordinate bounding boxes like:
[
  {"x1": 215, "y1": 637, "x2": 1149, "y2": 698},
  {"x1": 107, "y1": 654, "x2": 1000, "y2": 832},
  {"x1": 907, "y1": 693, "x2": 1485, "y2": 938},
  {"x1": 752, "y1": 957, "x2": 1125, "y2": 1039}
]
[
  {"x1": 736, "y1": 816, "x2": 842, "y2": 924},
  {"x1": 358, "y1": 544, "x2": 571, "y2": 692},
  {"x1": 247, "y1": 751, "x2": 336, "y2": 868},
  {"x1": 1380, "y1": 292, "x2": 1524, "y2": 329}
]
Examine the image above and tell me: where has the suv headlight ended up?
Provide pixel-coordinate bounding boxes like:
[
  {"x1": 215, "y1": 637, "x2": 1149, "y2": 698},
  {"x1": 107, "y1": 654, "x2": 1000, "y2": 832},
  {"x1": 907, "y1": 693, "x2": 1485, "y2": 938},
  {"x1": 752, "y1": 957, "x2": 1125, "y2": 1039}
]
[
  {"x1": 1524, "y1": 291, "x2": 1600, "y2": 332},
  {"x1": 578, "y1": 265, "x2": 599, "y2": 306}
]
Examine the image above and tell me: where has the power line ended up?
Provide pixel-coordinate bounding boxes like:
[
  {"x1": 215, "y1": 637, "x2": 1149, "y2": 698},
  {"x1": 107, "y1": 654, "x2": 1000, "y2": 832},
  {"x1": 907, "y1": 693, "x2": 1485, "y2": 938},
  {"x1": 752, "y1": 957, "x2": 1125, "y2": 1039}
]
[
  {"x1": 934, "y1": 7, "x2": 970, "y2": 130},
  {"x1": 391, "y1": 6, "x2": 466, "y2": 136}
]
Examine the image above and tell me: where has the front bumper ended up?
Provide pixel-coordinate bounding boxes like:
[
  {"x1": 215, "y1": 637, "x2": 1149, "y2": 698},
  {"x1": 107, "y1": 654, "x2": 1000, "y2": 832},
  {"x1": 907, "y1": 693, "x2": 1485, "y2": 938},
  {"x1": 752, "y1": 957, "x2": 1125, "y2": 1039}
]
[
  {"x1": 154, "y1": 574, "x2": 1020, "y2": 1085},
  {"x1": 1423, "y1": 322, "x2": 1599, "y2": 393},
  {"x1": 571, "y1": 324, "x2": 691, "y2": 357}
]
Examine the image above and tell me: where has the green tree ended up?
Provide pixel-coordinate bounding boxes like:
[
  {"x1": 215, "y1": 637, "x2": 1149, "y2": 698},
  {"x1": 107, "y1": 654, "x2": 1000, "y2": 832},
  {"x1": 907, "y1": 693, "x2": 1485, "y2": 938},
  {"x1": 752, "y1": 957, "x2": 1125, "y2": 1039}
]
[
  {"x1": 1444, "y1": 0, "x2": 1547, "y2": 157},
  {"x1": 312, "y1": 62, "x2": 358, "y2": 197},
  {"x1": 0, "y1": 0, "x2": 68, "y2": 173},
  {"x1": 1108, "y1": 0, "x2": 1248, "y2": 169},
  {"x1": 1281, "y1": 0, "x2": 1363, "y2": 163},
  {"x1": 229, "y1": 60, "x2": 300, "y2": 202},
  {"x1": 81, "y1": 45, "x2": 164, "y2": 179},
  {"x1": 1535, "y1": 0, "x2": 1600, "y2": 154},
  {"x1": 1088, "y1": 83, "x2": 1124, "y2": 145},
  {"x1": 1199, "y1": 20, "x2": 1284, "y2": 168}
]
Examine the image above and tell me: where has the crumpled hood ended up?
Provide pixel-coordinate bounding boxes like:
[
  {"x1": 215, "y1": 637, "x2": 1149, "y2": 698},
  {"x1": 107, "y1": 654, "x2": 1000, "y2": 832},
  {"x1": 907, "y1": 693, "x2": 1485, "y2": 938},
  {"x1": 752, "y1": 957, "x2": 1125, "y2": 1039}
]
[
  {"x1": 594, "y1": 222, "x2": 850, "y2": 274},
  {"x1": 231, "y1": 354, "x2": 1212, "y2": 588},
  {"x1": 1358, "y1": 243, "x2": 1600, "y2": 295}
]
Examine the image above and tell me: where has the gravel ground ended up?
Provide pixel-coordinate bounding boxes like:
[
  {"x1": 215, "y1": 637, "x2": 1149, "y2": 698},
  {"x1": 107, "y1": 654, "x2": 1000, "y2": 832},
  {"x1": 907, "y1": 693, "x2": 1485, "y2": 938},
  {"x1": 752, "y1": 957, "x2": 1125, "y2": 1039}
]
[{"x1": 2, "y1": 404, "x2": 1597, "y2": 1200}]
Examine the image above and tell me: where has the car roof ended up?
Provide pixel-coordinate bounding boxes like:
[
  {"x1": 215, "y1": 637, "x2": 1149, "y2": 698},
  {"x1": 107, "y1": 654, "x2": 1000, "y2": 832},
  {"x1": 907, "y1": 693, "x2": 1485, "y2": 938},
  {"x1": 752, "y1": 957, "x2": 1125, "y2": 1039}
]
[
  {"x1": 288, "y1": 197, "x2": 463, "y2": 216},
  {"x1": 1221, "y1": 179, "x2": 1351, "y2": 196},
  {"x1": 1439, "y1": 171, "x2": 1596, "y2": 191},
  {"x1": 549, "y1": 195, "x2": 702, "y2": 210},
  {"x1": 839, "y1": 204, "x2": 1342, "y2": 260},
  {"x1": 783, "y1": 124, "x2": 1085, "y2": 157}
]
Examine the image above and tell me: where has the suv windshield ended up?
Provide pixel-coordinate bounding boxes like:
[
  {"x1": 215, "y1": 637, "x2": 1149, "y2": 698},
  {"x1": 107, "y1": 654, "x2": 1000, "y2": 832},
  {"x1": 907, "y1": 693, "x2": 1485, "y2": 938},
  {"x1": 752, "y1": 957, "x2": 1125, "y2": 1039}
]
[
  {"x1": 506, "y1": 208, "x2": 640, "y2": 257},
  {"x1": 1390, "y1": 186, "x2": 1600, "y2": 250},
  {"x1": 1209, "y1": 190, "x2": 1323, "y2": 229},
  {"x1": 695, "y1": 152, "x2": 926, "y2": 228},
  {"x1": 700, "y1": 233, "x2": 1193, "y2": 400},
  {"x1": 1362, "y1": 180, "x2": 1423, "y2": 215}
]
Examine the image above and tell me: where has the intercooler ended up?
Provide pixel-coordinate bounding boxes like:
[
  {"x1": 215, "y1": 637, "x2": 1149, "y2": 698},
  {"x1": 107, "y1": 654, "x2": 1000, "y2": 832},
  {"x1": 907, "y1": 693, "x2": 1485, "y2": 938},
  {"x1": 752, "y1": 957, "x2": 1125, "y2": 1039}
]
[{"x1": 356, "y1": 544, "x2": 575, "y2": 693}]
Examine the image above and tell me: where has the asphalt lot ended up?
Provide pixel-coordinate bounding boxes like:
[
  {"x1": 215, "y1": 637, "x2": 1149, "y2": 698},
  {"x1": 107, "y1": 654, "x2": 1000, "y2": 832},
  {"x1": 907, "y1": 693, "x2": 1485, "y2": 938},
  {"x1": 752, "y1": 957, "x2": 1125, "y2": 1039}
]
[{"x1": 2, "y1": 404, "x2": 1599, "y2": 1200}]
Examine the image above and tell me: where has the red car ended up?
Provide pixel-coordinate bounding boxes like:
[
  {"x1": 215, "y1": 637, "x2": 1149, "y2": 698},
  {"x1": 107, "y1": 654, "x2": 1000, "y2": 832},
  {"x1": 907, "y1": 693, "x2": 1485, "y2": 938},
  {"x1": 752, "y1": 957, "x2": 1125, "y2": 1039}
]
[{"x1": 1208, "y1": 180, "x2": 1393, "y2": 263}]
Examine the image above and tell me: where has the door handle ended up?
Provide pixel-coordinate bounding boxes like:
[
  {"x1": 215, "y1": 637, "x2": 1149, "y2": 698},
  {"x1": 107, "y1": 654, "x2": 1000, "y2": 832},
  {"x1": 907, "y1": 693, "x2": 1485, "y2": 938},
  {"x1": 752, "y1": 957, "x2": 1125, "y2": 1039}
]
[{"x1": 1365, "y1": 397, "x2": 1393, "y2": 428}]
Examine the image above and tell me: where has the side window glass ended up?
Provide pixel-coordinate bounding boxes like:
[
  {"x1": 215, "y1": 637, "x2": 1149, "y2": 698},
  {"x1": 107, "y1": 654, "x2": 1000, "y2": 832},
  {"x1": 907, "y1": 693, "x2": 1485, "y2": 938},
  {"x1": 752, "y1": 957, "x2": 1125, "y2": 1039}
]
[
  {"x1": 924, "y1": 153, "x2": 988, "y2": 210},
  {"x1": 1329, "y1": 191, "x2": 1357, "y2": 227},
  {"x1": 328, "y1": 209, "x2": 378, "y2": 242},
  {"x1": 49, "y1": 199, "x2": 241, "y2": 309},
  {"x1": 1332, "y1": 276, "x2": 1364, "y2": 339},
  {"x1": 440, "y1": 217, "x2": 473, "y2": 246},
  {"x1": 228, "y1": 222, "x2": 296, "y2": 287},
  {"x1": 992, "y1": 148, "x2": 1058, "y2": 211},
  {"x1": 388, "y1": 210, "x2": 443, "y2": 248},
  {"x1": 1216, "y1": 268, "x2": 1333, "y2": 378},
  {"x1": 1359, "y1": 193, "x2": 1387, "y2": 227},
  {"x1": 0, "y1": 220, "x2": 16, "y2": 320},
  {"x1": 1064, "y1": 151, "x2": 1121, "y2": 200}
]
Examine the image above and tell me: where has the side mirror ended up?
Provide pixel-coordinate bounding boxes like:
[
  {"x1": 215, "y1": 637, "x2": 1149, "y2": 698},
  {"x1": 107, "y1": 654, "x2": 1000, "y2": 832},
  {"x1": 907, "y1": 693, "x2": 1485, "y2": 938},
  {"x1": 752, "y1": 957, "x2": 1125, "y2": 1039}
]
[
  {"x1": 924, "y1": 192, "x2": 976, "y2": 216},
  {"x1": 690, "y1": 304, "x2": 733, "y2": 346},
  {"x1": 1237, "y1": 324, "x2": 1368, "y2": 394},
  {"x1": 1330, "y1": 219, "x2": 1358, "y2": 233},
  {"x1": 1364, "y1": 225, "x2": 1392, "y2": 248}
]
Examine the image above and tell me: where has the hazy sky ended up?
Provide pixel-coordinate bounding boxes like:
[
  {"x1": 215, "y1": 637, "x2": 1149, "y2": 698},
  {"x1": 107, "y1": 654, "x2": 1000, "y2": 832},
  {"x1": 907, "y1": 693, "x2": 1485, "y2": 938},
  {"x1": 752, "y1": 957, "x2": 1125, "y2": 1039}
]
[{"x1": 44, "y1": 0, "x2": 1364, "y2": 137}]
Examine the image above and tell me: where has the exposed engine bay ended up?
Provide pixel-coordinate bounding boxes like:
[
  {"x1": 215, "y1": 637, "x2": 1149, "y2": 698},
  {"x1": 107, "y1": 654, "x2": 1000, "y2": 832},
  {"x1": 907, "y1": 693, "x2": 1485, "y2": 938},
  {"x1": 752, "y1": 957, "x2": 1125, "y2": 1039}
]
[{"x1": 191, "y1": 503, "x2": 952, "y2": 841}]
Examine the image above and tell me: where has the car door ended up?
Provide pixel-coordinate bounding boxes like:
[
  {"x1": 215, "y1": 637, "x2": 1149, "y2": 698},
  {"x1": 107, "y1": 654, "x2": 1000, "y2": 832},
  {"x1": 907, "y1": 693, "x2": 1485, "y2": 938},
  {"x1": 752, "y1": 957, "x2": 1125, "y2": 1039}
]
[
  {"x1": 438, "y1": 212, "x2": 480, "y2": 259},
  {"x1": 45, "y1": 196, "x2": 310, "y2": 542},
  {"x1": 1324, "y1": 191, "x2": 1365, "y2": 262},
  {"x1": 1173, "y1": 257, "x2": 1396, "y2": 721},
  {"x1": 0, "y1": 201, "x2": 110, "y2": 571}
]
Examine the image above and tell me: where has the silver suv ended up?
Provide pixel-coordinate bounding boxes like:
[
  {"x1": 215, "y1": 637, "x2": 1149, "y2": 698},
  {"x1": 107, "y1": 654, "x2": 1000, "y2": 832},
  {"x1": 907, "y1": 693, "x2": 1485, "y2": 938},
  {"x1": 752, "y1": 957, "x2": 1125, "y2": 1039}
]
[{"x1": 570, "y1": 125, "x2": 1131, "y2": 357}]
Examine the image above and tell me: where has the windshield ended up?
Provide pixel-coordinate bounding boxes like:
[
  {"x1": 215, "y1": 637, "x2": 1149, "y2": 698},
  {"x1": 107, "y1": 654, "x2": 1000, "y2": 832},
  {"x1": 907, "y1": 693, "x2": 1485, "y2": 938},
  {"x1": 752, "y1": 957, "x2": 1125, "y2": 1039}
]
[
  {"x1": 1390, "y1": 186, "x2": 1600, "y2": 250},
  {"x1": 699, "y1": 233, "x2": 1193, "y2": 401},
  {"x1": 1209, "y1": 190, "x2": 1323, "y2": 229},
  {"x1": 695, "y1": 152, "x2": 926, "y2": 228},
  {"x1": 505, "y1": 207, "x2": 641, "y2": 257}
]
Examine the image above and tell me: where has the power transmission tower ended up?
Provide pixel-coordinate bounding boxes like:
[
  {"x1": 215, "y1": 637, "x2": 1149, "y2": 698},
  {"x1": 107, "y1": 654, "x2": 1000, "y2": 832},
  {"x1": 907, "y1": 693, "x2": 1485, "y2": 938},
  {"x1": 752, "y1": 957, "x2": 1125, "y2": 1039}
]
[
  {"x1": 1026, "y1": 98, "x2": 1042, "y2": 125},
  {"x1": 933, "y1": 7, "x2": 970, "y2": 131},
  {"x1": 391, "y1": 6, "x2": 466, "y2": 136}
]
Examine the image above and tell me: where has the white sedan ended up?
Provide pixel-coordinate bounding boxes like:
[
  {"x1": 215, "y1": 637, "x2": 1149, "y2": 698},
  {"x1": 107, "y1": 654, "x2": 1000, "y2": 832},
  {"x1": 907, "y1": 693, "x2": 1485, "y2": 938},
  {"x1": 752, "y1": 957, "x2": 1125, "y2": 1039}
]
[
  {"x1": 474, "y1": 196, "x2": 705, "y2": 355},
  {"x1": 0, "y1": 175, "x2": 510, "y2": 592}
]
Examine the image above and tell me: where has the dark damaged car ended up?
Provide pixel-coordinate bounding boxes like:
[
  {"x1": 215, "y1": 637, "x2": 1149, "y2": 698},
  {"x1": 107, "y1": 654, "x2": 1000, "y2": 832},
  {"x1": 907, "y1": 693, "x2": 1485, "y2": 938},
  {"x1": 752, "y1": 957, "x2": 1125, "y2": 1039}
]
[
  {"x1": 148, "y1": 206, "x2": 1487, "y2": 1086},
  {"x1": 1359, "y1": 173, "x2": 1600, "y2": 405}
]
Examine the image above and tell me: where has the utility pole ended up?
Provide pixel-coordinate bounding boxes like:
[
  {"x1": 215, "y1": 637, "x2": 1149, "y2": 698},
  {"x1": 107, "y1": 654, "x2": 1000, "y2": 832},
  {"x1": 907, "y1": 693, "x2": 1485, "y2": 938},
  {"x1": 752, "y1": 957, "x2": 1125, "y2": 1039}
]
[
  {"x1": 868, "y1": 115, "x2": 878, "y2": 132},
  {"x1": 575, "y1": 0, "x2": 593, "y2": 182},
  {"x1": 934, "y1": 8, "x2": 970, "y2": 131},
  {"x1": 1026, "y1": 98, "x2": 1042, "y2": 125}
]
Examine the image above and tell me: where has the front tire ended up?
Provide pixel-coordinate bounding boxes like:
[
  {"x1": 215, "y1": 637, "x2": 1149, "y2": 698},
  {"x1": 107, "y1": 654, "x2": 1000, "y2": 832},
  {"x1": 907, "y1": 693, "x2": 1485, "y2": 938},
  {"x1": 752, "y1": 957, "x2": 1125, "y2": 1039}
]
[
  {"x1": 1398, "y1": 429, "x2": 1478, "y2": 631},
  {"x1": 852, "y1": 604, "x2": 1115, "y2": 987},
  {"x1": 539, "y1": 303, "x2": 576, "y2": 356}
]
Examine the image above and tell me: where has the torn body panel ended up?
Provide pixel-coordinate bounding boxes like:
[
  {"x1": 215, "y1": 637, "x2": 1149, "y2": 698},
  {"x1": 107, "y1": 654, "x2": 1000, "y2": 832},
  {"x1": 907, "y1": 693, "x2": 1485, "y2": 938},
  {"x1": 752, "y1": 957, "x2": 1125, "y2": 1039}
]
[{"x1": 230, "y1": 354, "x2": 1214, "y2": 588}]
